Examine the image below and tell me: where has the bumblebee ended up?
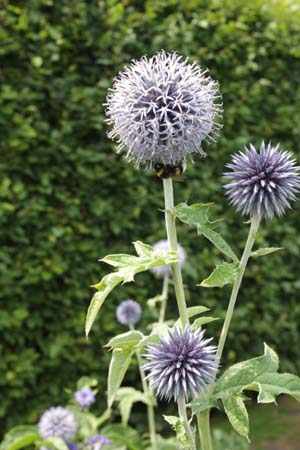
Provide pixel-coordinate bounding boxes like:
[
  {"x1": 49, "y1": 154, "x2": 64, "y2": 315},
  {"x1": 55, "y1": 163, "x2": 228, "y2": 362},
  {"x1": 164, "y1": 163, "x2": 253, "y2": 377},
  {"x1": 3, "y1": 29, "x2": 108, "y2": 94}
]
[{"x1": 154, "y1": 161, "x2": 185, "y2": 179}]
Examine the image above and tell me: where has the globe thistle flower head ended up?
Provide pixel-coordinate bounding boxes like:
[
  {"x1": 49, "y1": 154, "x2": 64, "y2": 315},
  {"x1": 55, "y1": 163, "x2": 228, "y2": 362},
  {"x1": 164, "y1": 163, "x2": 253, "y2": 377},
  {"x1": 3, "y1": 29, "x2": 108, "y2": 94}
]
[
  {"x1": 151, "y1": 239, "x2": 186, "y2": 278},
  {"x1": 224, "y1": 142, "x2": 300, "y2": 219},
  {"x1": 105, "y1": 50, "x2": 222, "y2": 167},
  {"x1": 87, "y1": 435, "x2": 112, "y2": 449},
  {"x1": 67, "y1": 444, "x2": 78, "y2": 450},
  {"x1": 74, "y1": 387, "x2": 96, "y2": 409},
  {"x1": 143, "y1": 328, "x2": 217, "y2": 402},
  {"x1": 116, "y1": 299, "x2": 142, "y2": 326},
  {"x1": 38, "y1": 406, "x2": 77, "y2": 441}
]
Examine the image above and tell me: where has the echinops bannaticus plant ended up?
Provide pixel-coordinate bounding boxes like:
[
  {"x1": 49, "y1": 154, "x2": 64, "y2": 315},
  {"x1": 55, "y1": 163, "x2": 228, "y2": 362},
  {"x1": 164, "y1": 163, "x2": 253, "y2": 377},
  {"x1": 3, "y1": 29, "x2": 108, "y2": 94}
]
[
  {"x1": 4, "y1": 49, "x2": 300, "y2": 450},
  {"x1": 80, "y1": 49, "x2": 300, "y2": 450}
]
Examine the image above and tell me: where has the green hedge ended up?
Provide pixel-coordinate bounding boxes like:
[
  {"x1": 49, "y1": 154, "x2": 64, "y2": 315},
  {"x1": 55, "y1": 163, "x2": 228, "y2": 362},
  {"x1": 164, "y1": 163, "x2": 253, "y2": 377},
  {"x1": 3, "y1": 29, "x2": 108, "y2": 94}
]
[{"x1": 1, "y1": 0, "x2": 300, "y2": 434}]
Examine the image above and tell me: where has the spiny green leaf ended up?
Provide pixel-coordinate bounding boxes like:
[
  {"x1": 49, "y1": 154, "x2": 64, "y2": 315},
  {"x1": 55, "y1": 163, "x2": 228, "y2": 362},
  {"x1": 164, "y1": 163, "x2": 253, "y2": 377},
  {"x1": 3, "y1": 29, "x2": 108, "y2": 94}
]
[
  {"x1": 86, "y1": 241, "x2": 179, "y2": 336},
  {"x1": 192, "y1": 344, "x2": 300, "y2": 440},
  {"x1": 163, "y1": 415, "x2": 190, "y2": 449},
  {"x1": 174, "y1": 305, "x2": 210, "y2": 328},
  {"x1": 222, "y1": 394, "x2": 249, "y2": 441},
  {"x1": 105, "y1": 330, "x2": 144, "y2": 350},
  {"x1": 199, "y1": 262, "x2": 239, "y2": 288},
  {"x1": 107, "y1": 348, "x2": 134, "y2": 408},
  {"x1": 250, "y1": 247, "x2": 283, "y2": 258},
  {"x1": 201, "y1": 227, "x2": 239, "y2": 262},
  {"x1": 175, "y1": 203, "x2": 238, "y2": 261}
]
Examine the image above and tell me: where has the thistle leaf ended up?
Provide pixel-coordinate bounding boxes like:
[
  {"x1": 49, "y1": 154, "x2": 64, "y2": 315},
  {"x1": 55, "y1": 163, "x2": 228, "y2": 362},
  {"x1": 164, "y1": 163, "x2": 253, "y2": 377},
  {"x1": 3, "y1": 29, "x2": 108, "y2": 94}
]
[
  {"x1": 85, "y1": 241, "x2": 178, "y2": 336},
  {"x1": 250, "y1": 247, "x2": 283, "y2": 258},
  {"x1": 192, "y1": 344, "x2": 300, "y2": 441},
  {"x1": 199, "y1": 262, "x2": 239, "y2": 288},
  {"x1": 0, "y1": 426, "x2": 39, "y2": 450},
  {"x1": 175, "y1": 203, "x2": 238, "y2": 261}
]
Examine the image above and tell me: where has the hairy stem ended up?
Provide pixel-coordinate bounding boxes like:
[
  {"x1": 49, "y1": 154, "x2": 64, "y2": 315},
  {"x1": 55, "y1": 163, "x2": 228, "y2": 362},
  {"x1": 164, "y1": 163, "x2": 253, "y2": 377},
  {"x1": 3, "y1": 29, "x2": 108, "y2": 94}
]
[
  {"x1": 177, "y1": 395, "x2": 197, "y2": 450},
  {"x1": 136, "y1": 351, "x2": 157, "y2": 450},
  {"x1": 130, "y1": 324, "x2": 157, "y2": 450},
  {"x1": 216, "y1": 212, "x2": 261, "y2": 362},
  {"x1": 197, "y1": 411, "x2": 213, "y2": 450},
  {"x1": 158, "y1": 275, "x2": 169, "y2": 323},
  {"x1": 163, "y1": 178, "x2": 189, "y2": 328}
]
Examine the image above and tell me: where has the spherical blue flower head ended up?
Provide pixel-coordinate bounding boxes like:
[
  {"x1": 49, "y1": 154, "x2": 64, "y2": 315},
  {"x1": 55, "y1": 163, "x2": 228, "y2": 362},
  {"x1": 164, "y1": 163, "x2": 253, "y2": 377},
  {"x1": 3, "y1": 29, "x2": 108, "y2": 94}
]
[
  {"x1": 74, "y1": 387, "x2": 96, "y2": 408},
  {"x1": 143, "y1": 328, "x2": 217, "y2": 402},
  {"x1": 116, "y1": 300, "x2": 142, "y2": 326},
  {"x1": 106, "y1": 50, "x2": 222, "y2": 167},
  {"x1": 38, "y1": 406, "x2": 77, "y2": 441},
  {"x1": 151, "y1": 239, "x2": 186, "y2": 278},
  {"x1": 87, "y1": 435, "x2": 112, "y2": 449},
  {"x1": 224, "y1": 142, "x2": 300, "y2": 219}
]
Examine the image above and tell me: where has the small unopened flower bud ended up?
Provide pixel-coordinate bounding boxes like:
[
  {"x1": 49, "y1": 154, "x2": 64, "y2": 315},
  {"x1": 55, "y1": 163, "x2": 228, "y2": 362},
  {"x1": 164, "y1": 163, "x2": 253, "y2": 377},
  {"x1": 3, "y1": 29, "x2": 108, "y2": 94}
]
[{"x1": 116, "y1": 300, "x2": 142, "y2": 326}]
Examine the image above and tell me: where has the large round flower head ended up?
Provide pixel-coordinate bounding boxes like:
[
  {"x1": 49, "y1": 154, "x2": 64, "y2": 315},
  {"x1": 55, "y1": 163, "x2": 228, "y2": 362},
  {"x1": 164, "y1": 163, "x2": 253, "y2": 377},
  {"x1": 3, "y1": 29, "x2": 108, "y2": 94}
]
[
  {"x1": 105, "y1": 50, "x2": 222, "y2": 167},
  {"x1": 151, "y1": 239, "x2": 186, "y2": 278},
  {"x1": 38, "y1": 406, "x2": 77, "y2": 441},
  {"x1": 143, "y1": 328, "x2": 217, "y2": 402},
  {"x1": 224, "y1": 142, "x2": 300, "y2": 219},
  {"x1": 116, "y1": 299, "x2": 142, "y2": 326},
  {"x1": 74, "y1": 387, "x2": 96, "y2": 408}
]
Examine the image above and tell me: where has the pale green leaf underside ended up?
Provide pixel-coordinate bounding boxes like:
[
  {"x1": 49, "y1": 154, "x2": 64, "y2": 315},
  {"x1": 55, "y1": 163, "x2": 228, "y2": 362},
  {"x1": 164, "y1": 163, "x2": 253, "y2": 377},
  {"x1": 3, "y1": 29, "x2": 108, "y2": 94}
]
[
  {"x1": 199, "y1": 262, "x2": 239, "y2": 288},
  {"x1": 250, "y1": 247, "x2": 283, "y2": 258},
  {"x1": 107, "y1": 348, "x2": 134, "y2": 408},
  {"x1": 85, "y1": 241, "x2": 179, "y2": 336},
  {"x1": 116, "y1": 387, "x2": 156, "y2": 425},
  {"x1": 0, "y1": 427, "x2": 39, "y2": 450},
  {"x1": 39, "y1": 438, "x2": 69, "y2": 450},
  {"x1": 105, "y1": 330, "x2": 144, "y2": 350},
  {"x1": 175, "y1": 203, "x2": 238, "y2": 262}
]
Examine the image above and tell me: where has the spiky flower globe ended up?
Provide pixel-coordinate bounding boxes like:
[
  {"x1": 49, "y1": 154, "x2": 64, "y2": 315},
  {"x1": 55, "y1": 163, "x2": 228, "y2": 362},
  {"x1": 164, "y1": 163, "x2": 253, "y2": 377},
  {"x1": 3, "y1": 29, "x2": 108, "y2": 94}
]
[
  {"x1": 116, "y1": 300, "x2": 142, "y2": 326},
  {"x1": 106, "y1": 50, "x2": 222, "y2": 167},
  {"x1": 143, "y1": 328, "x2": 217, "y2": 402},
  {"x1": 38, "y1": 406, "x2": 77, "y2": 441},
  {"x1": 224, "y1": 142, "x2": 300, "y2": 219},
  {"x1": 87, "y1": 435, "x2": 112, "y2": 449},
  {"x1": 151, "y1": 239, "x2": 186, "y2": 278},
  {"x1": 74, "y1": 387, "x2": 96, "y2": 408}
]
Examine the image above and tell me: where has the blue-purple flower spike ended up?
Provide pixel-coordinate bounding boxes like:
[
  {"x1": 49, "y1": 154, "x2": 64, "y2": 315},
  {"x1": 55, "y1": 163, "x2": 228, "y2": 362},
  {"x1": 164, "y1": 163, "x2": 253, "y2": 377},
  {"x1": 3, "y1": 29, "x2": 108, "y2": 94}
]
[
  {"x1": 143, "y1": 328, "x2": 217, "y2": 402},
  {"x1": 105, "y1": 50, "x2": 222, "y2": 166},
  {"x1": 224, "y1": 142, "x2": 300, "y2": 219},
  {"x1": 116, "y1": 300, "x2": 142, "y2": 326},
  {"x1": 38, "y1": 406, "x2": 77, "y2": 440}
]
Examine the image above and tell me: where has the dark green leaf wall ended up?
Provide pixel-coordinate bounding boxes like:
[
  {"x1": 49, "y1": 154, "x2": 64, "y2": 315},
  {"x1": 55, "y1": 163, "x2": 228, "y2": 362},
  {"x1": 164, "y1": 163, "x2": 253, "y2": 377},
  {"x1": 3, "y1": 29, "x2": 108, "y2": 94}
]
[{"x1": 1, "y1": 0, "x2": 300, "y2": 433}]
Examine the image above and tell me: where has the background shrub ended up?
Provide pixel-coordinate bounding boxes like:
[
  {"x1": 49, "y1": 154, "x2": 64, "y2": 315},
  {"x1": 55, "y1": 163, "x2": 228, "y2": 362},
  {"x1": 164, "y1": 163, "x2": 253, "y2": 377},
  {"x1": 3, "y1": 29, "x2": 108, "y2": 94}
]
[{"x1": 1, "y1": 0, "x2": 300, "y2": 434}]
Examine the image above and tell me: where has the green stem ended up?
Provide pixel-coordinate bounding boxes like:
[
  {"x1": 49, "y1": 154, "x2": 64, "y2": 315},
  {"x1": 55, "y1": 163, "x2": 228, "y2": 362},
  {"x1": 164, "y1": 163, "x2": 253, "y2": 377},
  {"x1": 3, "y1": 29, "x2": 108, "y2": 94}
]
[
  {"x1": 163, "y1": 178, "x2": 189, "y2": 328},
  {"x1": 136, "y1": 351, "x2": 157, "y2": 450},
  {"x1": 158, "y1": 275, "x2": 169, "y2": 323},
  {"x1": 197, "y1": 213, "x2": 261, "y2": 450},
  {"x1": 177, "y1": 395, "x2": 197, "y2": 450},
  {"x1": 197, "y1": 411, "x2": 213, "y2": 450},
  {"x1": 130, "y1": 324, "x2": 157, "y2": 450},
  {"x1": 216, "y1": 212, "x2": 261, "y2": 363}
]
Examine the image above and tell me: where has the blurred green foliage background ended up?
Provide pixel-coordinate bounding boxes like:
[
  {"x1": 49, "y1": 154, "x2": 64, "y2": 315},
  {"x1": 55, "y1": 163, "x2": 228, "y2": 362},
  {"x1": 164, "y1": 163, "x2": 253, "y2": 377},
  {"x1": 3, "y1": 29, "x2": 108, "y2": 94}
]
[{"x1": 1, "y1": 0, "x2": 300, "y2": 436}]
